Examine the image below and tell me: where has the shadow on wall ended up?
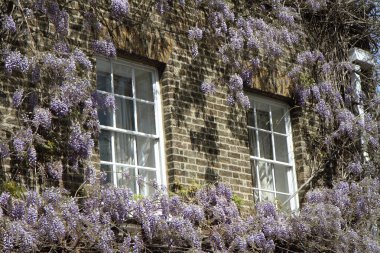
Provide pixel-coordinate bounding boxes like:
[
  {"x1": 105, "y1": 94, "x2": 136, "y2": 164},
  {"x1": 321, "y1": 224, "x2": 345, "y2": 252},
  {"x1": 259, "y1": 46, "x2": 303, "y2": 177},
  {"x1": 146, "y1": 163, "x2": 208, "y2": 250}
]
[
  {"x1": 170, "y1": 46, "x2": 213, "y2": 128},
  {"x1": 227, "y1": 106, "x2": 249, "y2": 145},
  {"x1": 205, "y1": 167, "x2": 220, "y2": 184},
  {"x1": 190, "y1": 115, "x2": 220, "y2": 164}
]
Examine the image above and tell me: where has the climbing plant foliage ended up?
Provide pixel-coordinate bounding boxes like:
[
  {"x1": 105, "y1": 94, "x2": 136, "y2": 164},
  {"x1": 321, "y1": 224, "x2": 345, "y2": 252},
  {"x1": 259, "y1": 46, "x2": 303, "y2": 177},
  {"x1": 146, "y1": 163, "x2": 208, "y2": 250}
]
[{"x1": 0, "y1": 0, "x2": 379, "y2": 252}]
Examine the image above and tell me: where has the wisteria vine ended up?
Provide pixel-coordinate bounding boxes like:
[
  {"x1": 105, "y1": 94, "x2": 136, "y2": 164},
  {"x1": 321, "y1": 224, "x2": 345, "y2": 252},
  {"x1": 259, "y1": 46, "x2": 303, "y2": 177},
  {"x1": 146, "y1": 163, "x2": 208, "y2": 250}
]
[{"x1": 0, "y1": 0, "x2": 379, "y2": 252}]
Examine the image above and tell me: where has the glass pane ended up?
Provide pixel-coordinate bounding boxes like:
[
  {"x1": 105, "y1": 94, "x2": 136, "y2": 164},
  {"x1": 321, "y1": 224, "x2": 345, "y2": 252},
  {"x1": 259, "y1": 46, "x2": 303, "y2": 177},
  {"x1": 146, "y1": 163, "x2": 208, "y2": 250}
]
[
  {"x1": 138, "y1": 169, "x2": 157, "y2": 196},
  {"x1": 114, "y1": 132, "x2": 135, "y2": 165},
  {"x1": 256, "y1": 102, "x2": 270, "y2": 130},
  {"x1": 248, "y1": 128, "x2": 258, "y2": 156},
  {"x1": 113, "y1": 63, "x2": 133, "y2": 97},
  {"x1": 247, "y1": 111, "x2": 255, "y2": 127},
  {"x1": 258, "y1": 131, "x2": 273, "y2": 159},
  {"x1": 272, "y1": 105, "x2": 286, "y2": 133},
  {"x1": 261, "y1": 191, "x2": 275, "y2": 202},
  {"x1": 116, "y1": 166, "x2": 136, "y2": 192},
  {"x1": 274, "y1": 134, "x2": 289, "y2": 162},
  {"x1": 99, "y1": 130, "x2": 112, "y2": 162},
  {"x1": 98, "y1": 107, "x2": 113, "y2": 126},
  {"x1": 137, "y1": 102, "x2": 156, "y2": 134},
  {"x1": 100, "y1": 164, "x2": 113, "y2": 184},
  {"x1": 96, "y1": 72, "x2": 111, "y2": 92},
  {"x1": 276, "y1": 193, "x2": 291, "y2": 211},
  {"x1": 274, "y1": 164, "x2": 290, "y2": 193},
  {"x1": 115, "y1": 97, "x2": 135, "y2": 130},
  {"x1": 97, "y1": 59, "x2": 111, "y2": 72},
  {"x1": 254, "y1": 190, "x2": 260, "y2": 203},
  {"x1": 136, "y1": 136, "x2": 156, "y2": 168},
  {"x1": 257, "y1": 161, "x2": 274, "y2": 191},
  {"x1": 135, "y1": 69, "x2": 154, "y2": 101}
]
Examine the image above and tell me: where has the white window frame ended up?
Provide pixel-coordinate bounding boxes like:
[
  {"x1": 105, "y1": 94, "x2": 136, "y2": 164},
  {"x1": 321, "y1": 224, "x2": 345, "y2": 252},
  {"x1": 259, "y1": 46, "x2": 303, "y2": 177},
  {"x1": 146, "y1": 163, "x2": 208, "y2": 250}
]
[
  {"x1": 247, "y1": 94, "x2": 298, "y2": 211},
  {"x1": 96, "y1": 57, "x2": 167, "y2": 194}
]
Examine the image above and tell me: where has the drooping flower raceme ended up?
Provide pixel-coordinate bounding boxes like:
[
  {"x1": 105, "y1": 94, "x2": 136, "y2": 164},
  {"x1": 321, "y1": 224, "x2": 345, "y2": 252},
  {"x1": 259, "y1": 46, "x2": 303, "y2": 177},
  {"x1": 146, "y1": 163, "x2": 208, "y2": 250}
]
[
  {"x1": 12, "y1": 89, "x2": 24, "y2": 108},
  {"x1": 73, "y1": 49, "x2": 92, "y2": 70},
  {"x1": 200, "y1": 82, "x2": 216, "y2": 95},
  {"x1": 188, "y1": 27, "x2": 203, "y2": 40},
  {"x1": 33, "y1": 108, "x2": 52, "y2": 129},
  {"x1": 92, "y1": 40, "x2": 117, "y2": 58},
  {"x1": 68, "y1": 124, "x2": 94, "y2": 159},
  {"x1": 111, "y1": 0, "x2": 130, "y2": 19},
  {"x1": 50, "y1": 98, "x2": 69, "y2": 117},
  {"x1": 4, "y1": 51, "x2": 29, "y2": 74},
  {"x1": 3, "y1": 15, "x2": 16, "y2": 32}
]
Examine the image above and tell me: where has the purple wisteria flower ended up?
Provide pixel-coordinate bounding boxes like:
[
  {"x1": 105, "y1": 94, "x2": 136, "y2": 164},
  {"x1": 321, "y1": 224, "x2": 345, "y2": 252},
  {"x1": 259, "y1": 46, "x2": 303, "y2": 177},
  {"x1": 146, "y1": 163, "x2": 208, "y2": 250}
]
[
  {"x1": 188, "y1": 27, "x2": 203, "y2": 40},
  {"x1": 104, "y1": 94, "x2": 115, "y2": 110},
  {"x1": 84, "y1": 12, "x2": 102, "y2": 32},
  {"x1": 256, "y1": 202, "x2": 277, "y2": 218},
  {"x1": 46, "y1": 2, "x2": 69, "y2": 36},
  {"x1": 306, "y1": 189, "x2": 326, "y2": 203},
  {"x1": 85, "y1": 165, "x2": 96, "y2": 184},
  {"x1": 296, "y1": 50, "x2": 324, "y2": 65},
  {"x1": 43, "y1": 53, "x2": 75, "y2": 77},
  {"x1": 336, "y1": 109, "x2": 356, "y2": 139},
  {"x1": 60, "y1": 79, "x2": 90, "y2": 108},
  {"x1": 4, "y1": 51, "x2": 29, "y2": 74},
  {"x1": 3, "y1": 15, "x2": 16, "y2": 32},
  {"x1": 54, "y1": 41, "x2": 70, "y2": 54},
  {"x1": 33, "y1": 108, "x2": 52, "y2": 129},
  {"x1": 229, "y1": 28, "x2": 244, "y2": 50},
  {"x1": 306, "y1": 0, "x2": 327, "y2": 11},
  {"x1": 92, "y1": 40, "x2": 116, "y2": 58},
  {"x1": 26, "y1": 191, "x2": 42, "y2": 208},
  {"x1": 240, "y1": 69, "x2": 253, "y2": 86},
  {"x1": 236, "y1": 91, "x2": 250, "y2": 109},
  {"x1": 191, "y1": 44, "x2": 198, "y2": 58},
  {"x1": 315, "y1": 100, "x2": 332, "y2": 120},
  {"x1": 13, "y1": 138, "x2": 26, "y2": 157},
  {"x1": 311, "y1": 85, "x2": 321, "y2": 101},
  {"x1": 319, "y1": 81, "x2": 332, "y2": 95},
  {"x1": 92, "y1": 92, "x2": 115, "y2": 109},
  {"x1": 46, "y1": 161, "x2": 63, "y2": 180},
  {"x1": 26, "y1": 206, "x2": 38, "y2": 225},
  {"x1": 50, "y1": 98, "x2": 69, "y2": 116},
  {"x1": 226, "y1": 94, "x2": 235, "y2": 106},
  {"x1": 12, "y1": 89, "x2": 24, "y2": 108},
  {"x1": 27, "y1": 146, "x2": 37, "y2": 166},
  {"x1": 337, "y1": 61, "x2": 355, "y2": 72},
  {"x1": 73, "y1": 49, "x2": 93, "y2": 70},
  {"x1": 68, "y1": 124, "x2": 94, "y2": 158},
  {"x1": 277, "y1": 7, "x2": 296, "y2": 26},
  {"x1": 119, "y1": 235, "x2": 131, "y2": 253},
  {"x1": 368, "y1": 136, "x2": 379, "y2": 148},
  {"x1": 183, "y1": 204, "x2": 204, "y2": 224},
  {"x1": 111, "y1": 0, "x2": 129, "y2": 19},
  {"x1": 10, "y1": 200, "x2": 26, "y2": 220},
  {"x1": 321, "y1": 62, "x2": 332, "y2": 74},
  {"x1": 200, "y1": 82, "x2": 216, "y2": 95},
  {"x1": 228, "y1": 74, "x2": 243, "y2": 91}
]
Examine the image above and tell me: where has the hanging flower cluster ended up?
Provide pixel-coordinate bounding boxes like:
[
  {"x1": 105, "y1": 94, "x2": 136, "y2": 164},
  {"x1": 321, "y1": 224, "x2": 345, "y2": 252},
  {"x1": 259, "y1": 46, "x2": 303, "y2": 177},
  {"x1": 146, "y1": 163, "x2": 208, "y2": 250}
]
[{"x1": 0, "y1": 180, "x2": 378, "y2": 252}]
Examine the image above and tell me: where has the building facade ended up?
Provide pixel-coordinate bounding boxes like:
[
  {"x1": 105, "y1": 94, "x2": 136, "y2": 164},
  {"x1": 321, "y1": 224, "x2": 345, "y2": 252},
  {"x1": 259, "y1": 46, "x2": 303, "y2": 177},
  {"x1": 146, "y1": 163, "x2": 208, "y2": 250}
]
[
  {"x1": 87, "y1": 2, "x2": 313, "y2": 211},
  {"x1": 0, "y1": 1, "x2": 331, "y2": 211}
]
